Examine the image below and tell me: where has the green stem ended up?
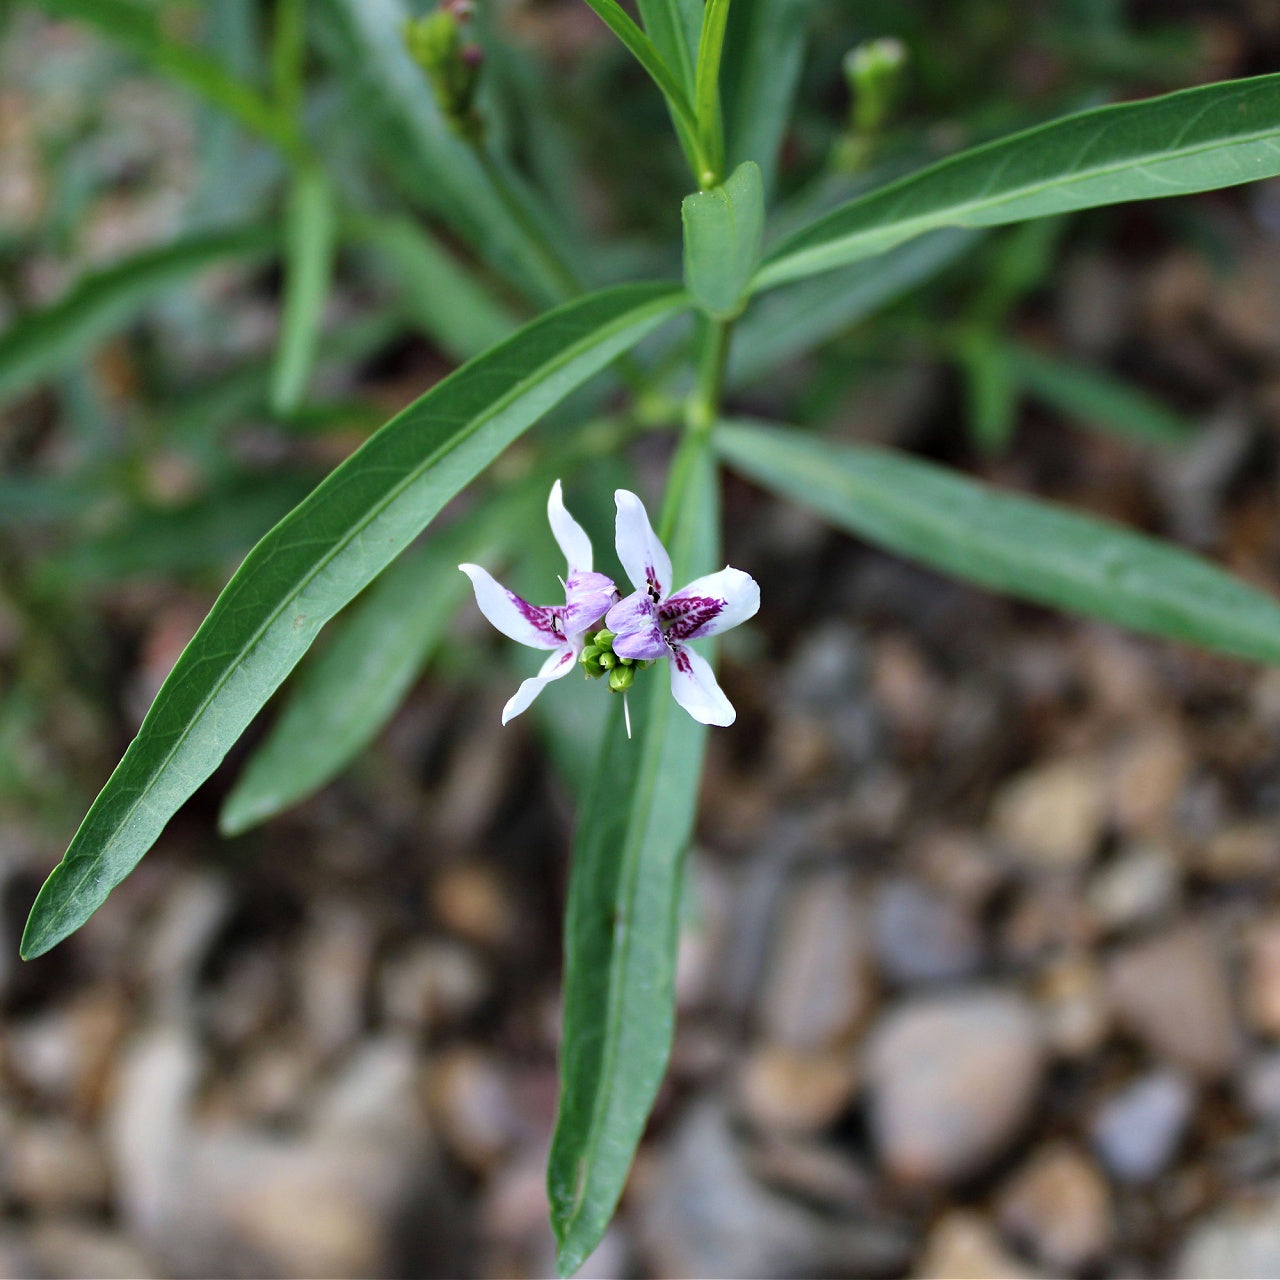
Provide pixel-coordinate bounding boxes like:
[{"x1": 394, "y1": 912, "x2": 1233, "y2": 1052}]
[{"x1": 686, "y1": 315, "x2": 733, "y2": 435}]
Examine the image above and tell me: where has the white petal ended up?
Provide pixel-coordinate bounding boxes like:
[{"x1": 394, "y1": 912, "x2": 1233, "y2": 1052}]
[
  {"x1": 661, "y1": 567, "x2": 760, "y2": 642},
  {"x1": 501, "y1": 646, "x2": 578, "y2": 724},
  {"x1": 548, "y1": 479, "x2": 594, "y2": 573},
  {"x1": 459, "y1": 563, "x2": 562, "y2": 650},
  {"x1": 614, "y1": 488, "x2": 672, "y2": 600},
  {"x1": 668, "y1": 644, "x2": 735, "y2": 726}
]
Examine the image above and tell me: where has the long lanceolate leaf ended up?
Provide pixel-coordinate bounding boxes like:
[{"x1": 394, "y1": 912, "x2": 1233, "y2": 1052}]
[
  {"x1": 757, "y1": 74, "x2": 1280, "y2": 290},
  {"x1": 270, "y1": 168, "x2": 337, "y2": 414},
  {"x1": 718, "y1": 419, "x2": 1280, "y2": 664},
  {"x1": 0, "y1": 226, "x2": 275, "y2": 406},
  {"x1": 719, "y1": 0, "x2": 814, "y2": 196},
  {"x1": 218, "y1": 482, "x2": 541, "y2": 836},
  {"x1": 549, "y1": 440, "x2": 717, "y2": 1279},
  {"x1": 20, "y1": 283, "x2": 686, "y2": 960}
]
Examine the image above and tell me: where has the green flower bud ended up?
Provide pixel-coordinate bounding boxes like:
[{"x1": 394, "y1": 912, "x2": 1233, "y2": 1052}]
[
  {"x1": 579, "y1": 645, "x2": 606, "y2": 678},
  {"x1": 599, "y1": 652, "x2": 616, "y2": 670},
  {"x1": 608, "y1": 664, "x2": 635, "y2": 693},
  {"x1": 593, "y1": 628, "x2": 617, "y2": 652},
  {"x1": 403, "y1": 8, "x2": 484, "y2": 142}
]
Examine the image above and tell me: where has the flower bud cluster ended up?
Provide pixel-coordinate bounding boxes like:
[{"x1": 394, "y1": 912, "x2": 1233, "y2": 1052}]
[
  {"x1": 579, "y1": 628, "x2": 651, "y2": 693},
  {"x1": 403, "y1": 2, "x2": 484, "y2": 142}
]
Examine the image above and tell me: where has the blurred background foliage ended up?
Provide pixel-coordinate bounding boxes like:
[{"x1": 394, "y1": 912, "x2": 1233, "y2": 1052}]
[{"x1": 4, "y1": 0, "x2": 1275, "y2": 848}]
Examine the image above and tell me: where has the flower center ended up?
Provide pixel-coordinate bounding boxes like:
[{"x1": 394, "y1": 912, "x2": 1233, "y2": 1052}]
[{"x1": 580, "y1": 628, "x2": 652, "y2": 693}]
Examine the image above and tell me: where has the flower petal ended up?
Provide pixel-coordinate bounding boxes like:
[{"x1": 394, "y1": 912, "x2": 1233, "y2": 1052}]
[
  {"x1": 501, "y1": 645, "x2": 578, "y2": 724},
  {"x1": 614, "y1": 489, "x2": 672, "y2": 600},
  {"x1": 668, "y1": 644, "x2": 735, "y2": 726},
  {"x1": 459, "y1": 563, "x2": 563, "y2": 650},
  {"x1": 606, "y1": 591, "x2": 668, "y2": 661},
  {"x1": 562, "y1": 570, "x2": 617, "y2": 637},
  {"x1": 660, "y1": 567, "x2": 761, "y2": 642},
  {"x1": 548, "y1": 479, "x2": 594, "y2": 573}
]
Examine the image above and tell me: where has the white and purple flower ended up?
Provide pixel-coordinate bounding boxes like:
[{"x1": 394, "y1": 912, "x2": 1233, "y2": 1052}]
[
  {"x1": 460, "y1": 480, "x2": 616, "y2": 724},
  {"x1": 604, "y1": 488, "x2": 760, "y2": 727}
]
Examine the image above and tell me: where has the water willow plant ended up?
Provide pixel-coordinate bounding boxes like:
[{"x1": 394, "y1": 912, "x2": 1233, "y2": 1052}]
[{"x1": 15, "y1": 0, "x2": 1280, "y2": 1272}]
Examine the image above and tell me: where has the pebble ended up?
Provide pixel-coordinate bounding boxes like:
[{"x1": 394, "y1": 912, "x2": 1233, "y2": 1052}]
[
  {"x1": 1175, "y1": 1192, "x2": 1280, "y2": 1278},
  {"x1": 1088, "y1": 844, "x2": 1181, "y2": 934},
  {"x1": 735, "y1": 1045, "x2": 858, "y2": 1134},
  {"x1": 872, "y1": 877, "x2": 984, "y2": 985},
  {"x1": 1241, "y1": 1050, "x2": 1280, "y2": 1120},
  {"x1": 425, "y1": 1048, "x2": 522, "y2": 1173},
  {"x1": 1090, "y1": 1069, "x2": 1195, "y2": 1183},
  {"x1": 1036, "y1": 953, "x2": 1110, "y2": 1057},
  {"x1": 4, "y1": 994, "x2": 127, "y2": 1114},
  {"x1": 915, "y1": 1210, "x2": 1035, "y2": 1280},
  {"x1": 377, "y1": 939, "x2": 490, "y2": 1032},
  {"x1": 635, "y1": 1101, "x2": 910, "y2": 1279},
  {"x1": 997, "y1": 1142, "x2": 1112, "y2": 1271},
  {"x1": 758, "y1": 870, "x2": 873, "y2": 1051},
  {"x1": 864, "y1": 989, "x2": 1046, "y2": 1184},
  {"x1": 1106, "y1": 728, "x2": 1190, "y2": 838},
  {"x1": 5, "y1": 1121, "x2": 111, "y2": 1212},
  {"x1": 296, "y1": 901, "x2": 376, "y2": 1058},
  {"x1": 991, "y1": 757, "x2": 1106, "y2": 871},
  {"x1": 22, "y1": 1221, "x2": 159, "y2": 1280},
  {"x1": 1106, "y1": 923, "x2": 1241, "y2": 1080},
  {"x1": 1196, "y1": 822, "x2": 1280, "y2": 880},
  {"x1": 431, "y1": 864, "x2": 515, "y2": 948},
  {"x1": 1244, "y1": 915, "x2": 1280, "y2": 1036}
]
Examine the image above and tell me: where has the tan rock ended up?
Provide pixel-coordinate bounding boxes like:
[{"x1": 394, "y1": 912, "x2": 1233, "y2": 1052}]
[
  {"x1": 1107, "y1": 923, "x2": 1241, "y2": 1080},
  {"x1": 916, "y1": 1211, "x2": 1034, "y2": 1280},
  {"x1": 1245, "y1": 916, "x2": 1280, "y2": 1037},
  {"x1": 865, "y1": 990, "x2": 1045, "y2": 1185},
  {"x1": 736, "y1": 1045, "x2": 858, "y2": 1134},
  {"x1": 1107, "y1": 728, "x2": 1189, "y2": 837},
  {"x1": 992, "y1": 758, "x2": 1106, "y2": 871},
  {"x1": 759, "y1": 870, "x2": 873, "y2": 1051},
  {"x1": 997, "y1": 1142, "x2": 1112, "y2": 1271}
]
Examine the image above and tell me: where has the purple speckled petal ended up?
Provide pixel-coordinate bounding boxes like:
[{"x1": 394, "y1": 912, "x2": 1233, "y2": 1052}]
[
  {"x1": 661, "y1": 567, "x2": 760, "y2": 641},
  {"x1": 459, "y1": 563, "x2": 564, "y2": 650}
]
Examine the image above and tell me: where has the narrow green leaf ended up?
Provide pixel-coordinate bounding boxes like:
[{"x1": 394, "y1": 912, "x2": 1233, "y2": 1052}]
[
  {"x1": 692, "y1": 0, "x2": 731, "y2": 185},
  {"x1": 270, "y1": 168, "x2": 337, "y2": 414},
  {"x1": 1006, "y1": 341, "x2": 1194, "y2": 448},
  {"x1": 219, "y1": 484, "x2": 537, "y2": 835},
  {"x1": 959, "y1": 333, "x2": 1018, "y2": 454},
  {"x1": 718, "y1": 418, "x2": 1280, "y2": 663},
  {"x1": 636, "y1": 0, "x2": 702, "y2": 174},
  {"x1": 729, "y1": 227, "x2": 977, "y2": 387},
  {"x1": 719, "y1": 0, "x2": 813, "y2": 195},
  {"x1": 20, "y1": 283, "x2": 686, "y2": 961},
  {"x1": 759, "y1": 74, "x2": 1280, "y2": 289},
  {"x1": 549, "y1": 441, "x2": 718, "y2": 1279},
  {"x1": 682, "y1": 161, "x2": 765, "y2": 319},
  {"x1": 34, "y1": 0, "x2": 294, "y2": 155},
  {"x1": 578, "y1": 0, "x2": 700, "y2": 149},
  {"x1": 636, "y1": 0, "x2": 698, "y2": 93},
  {"x1": 0, "y1": 226, "x2": 275, "y2": 407},
  {"x1": 347, "y1": 213, "x2": 520, "y2": 362}
]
